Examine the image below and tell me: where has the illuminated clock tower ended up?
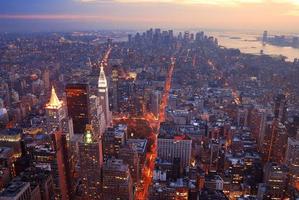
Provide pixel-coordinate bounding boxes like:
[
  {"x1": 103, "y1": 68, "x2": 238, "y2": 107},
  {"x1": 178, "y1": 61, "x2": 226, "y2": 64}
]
[
  {"x1": 46, "y1": 86, "x2": 73, "y2": 137},
  {"x1": 45, "y1": 86, "x2": 66, "y2": 131},
  {"x1": 98, "y1": 64, "x2": 112, "y2": 127}
]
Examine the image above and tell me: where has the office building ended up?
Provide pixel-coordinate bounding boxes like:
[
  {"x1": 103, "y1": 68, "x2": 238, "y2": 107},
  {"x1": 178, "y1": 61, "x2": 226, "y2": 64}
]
[
  {"x1": 102, "y1": 159, "x2": 134, "y2": 200},
  {"x1": 30, "y1": 132, "x2": 70, "y2": 200},
  {"x1": 262, "y1": 162, "x2": 288, "y2": 199},
  {"x1": 111, "y1": 65, "x2": 119, "y2": 113},
  {"x1": 66, "y1": 83, "x2": 89, "y2": 135},
  {"x1": 89, "y1": 95, "x2": 106, "y2": 136},
  {"x1": 103, "y1": 124, "x2": 127, "y2": 160},
  {"x1": 150, "y1": 90, "x2": 162, "y2": 119},
  {"x1": 119, "y1": 145, "x2": 140, "y2": 185},
  {"x1": 285, "y1": 136, "x2": 299, "y2": 187},
  {"x1": 157, "y1": 134, "x2": 192, "y2": 168},
  {"x1": 78, "y1": 125, "x2": 103, "y2": 200},
  {"x1": 18, "y1": 167, "x2": 54, "y2": 200}
]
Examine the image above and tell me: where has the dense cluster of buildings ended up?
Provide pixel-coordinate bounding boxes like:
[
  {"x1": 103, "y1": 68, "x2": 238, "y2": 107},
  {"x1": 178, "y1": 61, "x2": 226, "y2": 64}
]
[{"x1": 0, "y1": 28, "x2": 298, "y2": 200}]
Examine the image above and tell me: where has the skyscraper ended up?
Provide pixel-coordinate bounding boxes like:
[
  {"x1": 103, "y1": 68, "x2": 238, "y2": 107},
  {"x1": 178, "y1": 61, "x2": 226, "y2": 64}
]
[
  {"x1": 150, "y1": 90, "x2": 162, "y2": 119},
  {"x1": 260, "y1": 162, "x2": 288, "y2": 199},
  {"x1": 45, "y1": 86, "x2": 73, "y2": 137},
  {"x1": 98, "y1": 65, "x2": 112, "y2": 127},
  {"x1": 89, "y1": 95, "x2": 106, "y2": 136},
  {"x1": 103, "y1": 124, "x2": 127, "y2": 160},
  {"x1": 78, "y1": 125, "x2": 103, "y2": 200},
  {"x1": 102, "y1": 159, "x2": 134, "y2": 200},
  {"x1": 285, "y1": 135, "x2": 299, "y2": 187},
  {"x1": 66, "y1": 83, "x2": 89, "y2": 134},
  {"x1": 111, "y1": 65, "x2": 119, "y2": 113},
  {"x1": 30, "y1": 132, "x2": 70, "y2": 200},
  {"x1": 43, "y1": 68, "x2": 50, "y2": 92}
]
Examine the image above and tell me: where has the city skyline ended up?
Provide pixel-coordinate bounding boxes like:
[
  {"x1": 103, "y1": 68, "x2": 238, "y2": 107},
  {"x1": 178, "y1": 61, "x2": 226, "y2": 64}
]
[
  {"x1": 1, "y1": 0, "x2": 299, "y2": 32},
  {"x1": 1, "y1": 0, "x2": 299, "y2": 199}
]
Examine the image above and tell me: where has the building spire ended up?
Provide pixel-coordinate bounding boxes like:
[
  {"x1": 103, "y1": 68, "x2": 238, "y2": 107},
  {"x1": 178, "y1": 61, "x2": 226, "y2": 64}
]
[
  {"x1": 98, "y1": 63, "x2": 107, "y2": 88},
  {"x1": 46, "y1": 86, "x2": 63, "y2": 109}
]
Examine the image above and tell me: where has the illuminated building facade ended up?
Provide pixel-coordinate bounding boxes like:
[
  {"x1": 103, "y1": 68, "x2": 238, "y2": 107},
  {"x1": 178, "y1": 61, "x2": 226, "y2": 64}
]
[
  {"x1": 0, "y1": 128, "x2": 22, "y2": 159},
  {"x1": 30, "y1": 132, "x2": 70, "y2": 200},
  {"x1": 262, "y1": 162, "x2": 288, "y2": 199},
  {"x1": 119, "y1": 145, "x2": 140, "y2": 185},
  {"x1": 89, "y1": 95, "x2": 106, "y2": 136},
  {"x1": 45, "y1": 86, "x2": 71, "y2": 134},
  {"x1": 103, "y1": 124, "x2": 127, "y2": 160},
  {"x1": 157, "y1": 134, "x2": 192, "y2": 168},
  {"x1": 262, "y1": 120, "x2": 288, "y2": 163},
  {"x1": 98, "y1": 65, "x2": 112, "y2": 127},
  {"x1": 102, "y1": 159, "x2": 134, "y2": 200},
  {"x1": 111, "y1": 65, "x2": 119, "y2": 113},
  {"x1": 78, "y1": 125, "x2": 103, "y2": 200},
  {"x1": 285, "y1": 136, "x2": 299, "y2": 188},
  {"x1": 150, "y1": 90, "x2": 162, "y2": 119},
  {"x1": 66, "y1": 83, "x2": 89, "y2": 135},
  {"x1": 0, "y1": 147, "x2": 14, "y2": 177}
]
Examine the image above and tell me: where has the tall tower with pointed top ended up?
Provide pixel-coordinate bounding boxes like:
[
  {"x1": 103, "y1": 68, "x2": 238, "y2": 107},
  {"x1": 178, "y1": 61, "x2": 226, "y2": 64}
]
[
  {"x1": 46, "y1": 86, "x2": 74, "y2": 138},
  {"x1": 98, "y1": 64, "x2": 112, "y2": 127},
  {"x1": 45, "y1": 86, "x2": 66, "y2": 133}
]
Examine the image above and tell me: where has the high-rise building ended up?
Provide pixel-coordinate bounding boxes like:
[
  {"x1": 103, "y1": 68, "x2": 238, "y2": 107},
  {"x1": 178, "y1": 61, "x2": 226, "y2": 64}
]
[
  {"x1": 262, "y1": 162, "x2": 288, "y2": 199},
  {"x1": 66, "y1": 83, "x2": 89, "y2": 134},
  {"x1": 42, "y1": 68, "x2": 50, "y2": 92},
  {"x1": 18, "y1": 167, "x2": 54, "y2": 200},
  {"x1": 89, "y1": 95, "x2": 106, "y2": 136},
  {"x1": 157, "y1": 134, "x2": 192, "y2": 168},
  {"x1": 119, "y1": 145, "x2": 140, "y2": 185},
  {"x1": 30, "y1": 132, "x2": 70, "y2": 200},
  {"x1": 273, "y1": 94, "x2": 287, "y2": 122},
  {"x1": 103, "y1": 124, "x2": 127, "y2": 160},
  {"x1": 262, "y1": 120, "x2": 288, "y2": 163},
  {"x1": 78, "y1": 125, "x2": 103, "y2": 200},
  {"x1": 111, "y1": 65, "x2": 119, "y2": 113},
  {"x1": 150, "y1": 90, "x2": 162, "y2": 119},
  {"x1": 45, "y1": 86, "x2": 72, "y2": 135},
  {"x1": 98, "y1": 65, "x2": 112, "y2": 127},
  {"x1": 285, "y1": 136, "x2": 299, "y2": 187},
  {"x1": 45, "y1": 86, "x2": 76, "y2": 198},
  {"x1": 102, "y1": 159, "x2": 134, "y2": 200}
]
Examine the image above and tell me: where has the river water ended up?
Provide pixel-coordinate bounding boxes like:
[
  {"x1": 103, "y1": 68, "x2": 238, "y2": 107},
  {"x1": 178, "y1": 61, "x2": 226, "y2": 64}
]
[{"x1": 207, "y1": 31, "x2": 299, "y2": 62}]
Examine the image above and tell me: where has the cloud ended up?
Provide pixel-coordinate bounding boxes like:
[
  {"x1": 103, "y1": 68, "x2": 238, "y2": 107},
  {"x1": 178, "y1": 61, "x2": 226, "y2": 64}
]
[
  {"x1": 0, "y1": 14, "x2": 171, "y2": 23},
  {"x1": 77, "y1": 0, "x2": 263, "y2": 5},
  {"x1": 76, "y1": 0, "x2": 299, "y2": 8}
]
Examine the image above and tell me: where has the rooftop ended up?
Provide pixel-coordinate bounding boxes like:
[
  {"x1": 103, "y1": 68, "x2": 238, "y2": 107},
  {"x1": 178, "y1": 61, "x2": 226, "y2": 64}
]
[
  {"x1": 0, "y1": 179, "x2": 30, "y2": 197},
  {"x1": 127, "y1": 139, "x2": 147, "y2": 154}
]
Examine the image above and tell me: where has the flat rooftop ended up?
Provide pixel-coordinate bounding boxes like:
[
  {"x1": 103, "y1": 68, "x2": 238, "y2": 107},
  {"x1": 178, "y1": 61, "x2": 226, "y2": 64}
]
[{"x1": 0, "y1": 180, "x2": 30, "y2": 197}]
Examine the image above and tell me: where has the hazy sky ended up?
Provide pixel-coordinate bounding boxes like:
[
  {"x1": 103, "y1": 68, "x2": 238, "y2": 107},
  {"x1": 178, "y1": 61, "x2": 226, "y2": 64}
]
[{"x1": 1, "y1": 0, "x2": 299, "y2": 32}]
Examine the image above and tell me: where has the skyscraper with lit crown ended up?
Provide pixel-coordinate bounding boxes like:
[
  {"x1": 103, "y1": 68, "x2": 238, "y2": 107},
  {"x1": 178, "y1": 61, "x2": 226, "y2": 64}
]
[
  {"x1": 98, "y1": 64, "x2": 112, "y2": 127},
  {"x1": 78, "y1": 124, "x2": 103, "y2": 200},
  {"x1": 45, "y1": 86, "x2": 73, "y2": 137},
  {"x1": 45, "y1": 86, "x2": 64, "y2": 130}
]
